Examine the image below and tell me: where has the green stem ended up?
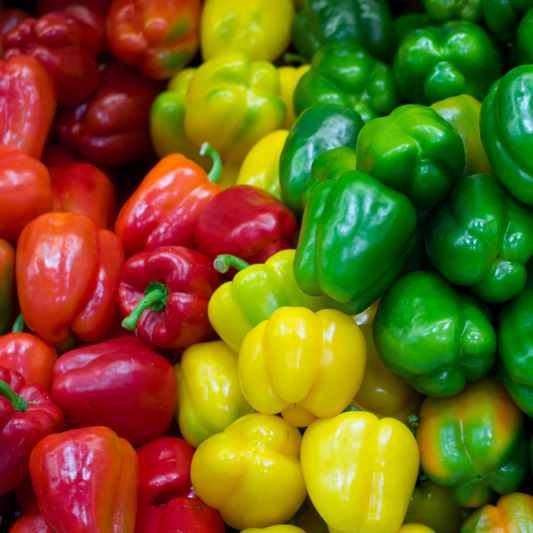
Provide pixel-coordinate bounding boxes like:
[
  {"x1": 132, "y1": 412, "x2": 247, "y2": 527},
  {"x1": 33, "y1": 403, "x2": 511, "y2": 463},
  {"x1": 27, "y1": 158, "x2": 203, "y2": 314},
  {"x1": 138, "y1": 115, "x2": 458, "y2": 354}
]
[
  {"x1": 287, "y1": 501, "x2": 309, "y2": 526},
  {"x1": 0, "y1": 380, "x2": 27, "y2": 412},
  {"x1": 200, "y1": 142, "x2": 223, "y2": 183},
  {"x1": 343, "y1": 405, "x2": 359, "y2": 413},
  {"x1": 284, "y1": 53, "x2": 309, "y2": 65},
  {"x1": 12, "y1": 313, "x2": 25, "y2": 333},
  {"x1": 213, "y1": 255, "x2": 250, "y2": 274},
  {"x1": 408, "y1": 414, "x2": 420, "y2": 438},
  {"x1": 122, "y1": 282, "x2": 168, "y2": 331}
]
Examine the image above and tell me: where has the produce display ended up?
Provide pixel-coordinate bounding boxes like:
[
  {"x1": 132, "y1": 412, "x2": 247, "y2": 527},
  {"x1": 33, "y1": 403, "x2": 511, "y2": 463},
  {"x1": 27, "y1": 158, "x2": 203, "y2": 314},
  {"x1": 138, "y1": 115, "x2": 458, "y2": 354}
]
[{"x1": 4, "y1": 0, "x2": 533, "y2": 532}]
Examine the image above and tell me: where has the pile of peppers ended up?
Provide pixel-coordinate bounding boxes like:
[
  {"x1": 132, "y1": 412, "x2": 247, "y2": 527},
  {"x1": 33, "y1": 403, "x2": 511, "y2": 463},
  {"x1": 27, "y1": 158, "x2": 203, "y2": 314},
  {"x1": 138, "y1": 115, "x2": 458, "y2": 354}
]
[{"x1": 4, "y1": 0, "x2": 533, "y2": 532}]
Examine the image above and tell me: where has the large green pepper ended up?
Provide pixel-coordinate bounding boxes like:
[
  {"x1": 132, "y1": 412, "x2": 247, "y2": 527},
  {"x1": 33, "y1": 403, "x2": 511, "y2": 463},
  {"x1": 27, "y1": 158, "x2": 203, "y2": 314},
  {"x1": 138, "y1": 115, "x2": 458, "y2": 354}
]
[
  {"x1": 373, "y1": 271, "x2": 496, "y2": 397},
  {"x1": 484, "y1": 0, "x2": 533, "y2": 43},
  {"x1": 355, "y1": 105, "x2": 465, "y2": 210},
  {"x1": 0, "y1": 239, "x2": 15, "y2": 336},
  {"x1": 426, "y1": 174, "x2": 533, "y2": 303},
  {"x1": 517, "y1": 8, "x2": 533, "y2": 64},
  {"x1": 292, "y1": 0, "x2": 396, "y2": 62},
  {"x1": 279, "y1": 104, "x2": 364, "y2": 219},
  {"x1": 294, "y1": 171, "x2": 417, "y2": 315},
  {"x1": 422, "y1": 0, "x2": 484, "y2": 23},
  {"x1": 293, "y1": 42, "x2": 402, "y2": 124},
  {"x1": 394, "y1": 21, "x2": 503, "y2": 105}
]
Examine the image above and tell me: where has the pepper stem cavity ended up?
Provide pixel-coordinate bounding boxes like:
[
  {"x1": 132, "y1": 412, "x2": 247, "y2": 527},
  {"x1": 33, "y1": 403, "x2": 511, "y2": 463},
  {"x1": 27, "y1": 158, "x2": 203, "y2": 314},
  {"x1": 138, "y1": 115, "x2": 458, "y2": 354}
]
[
  {"x1": 0, "y1": 380, "x2": 27, "y2": 412},
  {"x1": 12, "y1": 313, "x2": 25, "y2": 333},
  {"x1": 121, "y1": 282, "x2": 168, "y2": 331},
  {"x1": 200, "y1": 142, "x2": 223, "y2": 183},
  {"x1": 213, "y1": 255, "x2": 250, "y2": 274}
]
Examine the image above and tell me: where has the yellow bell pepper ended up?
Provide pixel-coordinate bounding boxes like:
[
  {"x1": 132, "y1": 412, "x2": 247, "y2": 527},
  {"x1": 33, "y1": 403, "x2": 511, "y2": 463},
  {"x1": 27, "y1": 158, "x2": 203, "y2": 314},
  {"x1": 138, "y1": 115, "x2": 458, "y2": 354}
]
[
  {"x1": 237, "y1": 129, "x2": 289, "y2": 199},
  {"x1": 301, "y1": 411, "x2": 419, "y2": 533},
  {"x1": 239, "y1": 307, "x2": 367, "y2": 427},
  {"x1": 242, "y1": 527, "x2": 305, "y2": 533},
  {"x1": 399, "y1": 526, "x2": 436, "y2": 533},
  {"x1": 201, "y1": 0, "x2": 295, "y2": 63},
  {"x1": 351, "y1": 325, "x2": 424, "y2": 425},
  {"x1": 185, "y1": 52, "x2": 287, "y2": 166},
  {"x1": 191, "y1": 413, "x2": 307, "y2": 530},
  {"x1": 173, "y1": 340, "x2": 252, "y2": 448},
  {"x1": 279, "y1": 64, "x2": 311, "y2": 128}
]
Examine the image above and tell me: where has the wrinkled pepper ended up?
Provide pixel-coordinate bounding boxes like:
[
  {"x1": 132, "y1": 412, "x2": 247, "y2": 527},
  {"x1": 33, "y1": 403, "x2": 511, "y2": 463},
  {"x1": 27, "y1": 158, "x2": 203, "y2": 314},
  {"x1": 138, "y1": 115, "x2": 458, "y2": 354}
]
[
  {"x1": 0, "y1": 240, "x2": 15, "y2": 335},
  {"x1": 279, "y1": 65, "x2": 310, "y2": 128},
  {"x1": 422, "y1": 0, "x2": 483, "y2": 23}
]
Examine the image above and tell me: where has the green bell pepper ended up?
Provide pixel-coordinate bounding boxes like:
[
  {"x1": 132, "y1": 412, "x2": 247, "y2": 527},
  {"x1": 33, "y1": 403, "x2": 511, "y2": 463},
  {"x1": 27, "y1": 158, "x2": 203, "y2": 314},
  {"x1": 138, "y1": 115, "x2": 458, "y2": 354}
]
[
  {"x1": 426, "y1": 173, "x2": 533, "y2": 303},
  {"x1": 279, "y1": 104, "x2": 364, "y2": 219},
  {"x1": 293, "y1": 42, "x2": 402, "y2": 124},
  {"x1": 355, "y1": 105, "x2": 465, "y2": 210},
  {"x1": 393, "y1": 21, "x2": 503, "y2": 105},
  {"x1": 422, "y1": 0, "x2": 484, "y2": 23},
  {"x1": 484, "y1": 0, "x2": 533, "y2": 43},
  {"x1": 294, "y1": 170, "x2": 417, "y2": 315},
  {"x1": 394, "y1": 13, "x2": 432, "y2": 43},
  {"x1": 518, "y1": 8, "x2": 533, "y2": 64},
  {"x1": 373, "y1": 271, "x2": 496, "y2": 397},
  {"x1": 292, "y1": 0, "x2": 396, "y2": 62},
  {"x1": 0, "y1": 239, "x2": 15, "y2": 336}
]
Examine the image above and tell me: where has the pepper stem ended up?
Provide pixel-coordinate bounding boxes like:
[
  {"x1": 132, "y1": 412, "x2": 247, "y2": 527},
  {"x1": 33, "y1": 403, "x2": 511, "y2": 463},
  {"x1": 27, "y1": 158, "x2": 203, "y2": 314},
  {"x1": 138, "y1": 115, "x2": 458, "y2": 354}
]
[
  {"x1": 343, "y1": 405, "x2": 359, "y2": 413},
  {"x1": 408, "y1": 414, "x2": 420, "y2": 438},
  {"x1": 200, "y1": 142, "x2": 223, "y2": 183},
  {"x1": 284, "y1": 53, "x2": 309, "y2": 65},
  {"x1": 0, "y1": 380, "x2": 27, "y2": 412},
  {"x1": 122, "y1": 282, "x2": 168, "y2": 331},
  {"x1": 213, "y1": 255, "x2": 250, "y2": 274},
  {"x1": 12, "y1": 313, "x2": 25, "y2": 333},
  {"x1": 287, "y1": 501, "x2": 309, "y2": 525}
]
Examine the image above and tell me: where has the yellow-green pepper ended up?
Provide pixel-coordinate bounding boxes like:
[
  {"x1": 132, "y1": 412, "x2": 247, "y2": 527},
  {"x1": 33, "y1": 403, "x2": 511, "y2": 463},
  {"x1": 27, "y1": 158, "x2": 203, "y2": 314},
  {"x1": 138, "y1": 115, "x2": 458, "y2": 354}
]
[
  {"x1": 399, "y1": 526, "x2": 436, "y2": 533},
  {"x1": 279, "y1": 64, "x2": 311, "y2": 128}
]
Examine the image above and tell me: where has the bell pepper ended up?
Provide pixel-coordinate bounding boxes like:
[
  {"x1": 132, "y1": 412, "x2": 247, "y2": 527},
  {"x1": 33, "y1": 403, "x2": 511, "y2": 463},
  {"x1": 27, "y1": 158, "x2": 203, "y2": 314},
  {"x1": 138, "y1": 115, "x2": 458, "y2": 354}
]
[
  {"x1": 279, "y1": 65, "x2": 310, "y2": 129},
  {"x1": 0, "y1": 240, "x2": 14, "y2": 335},
  {"x1": 119, "y1": 246, "x2": 219, "y2": 349},
  {"x1": 29, "y1": 426, "x2": 138, "y2": 533},
  {"x1": 461, "y1": 492, "x2": 533, "y2": 532},
  {"x1": 517, "y1": 8, "x2": 533, "y2": 64},
  {"x1": 292, "y1": 0, "x2": 396, "y2": 62},
  {"x1": 9, "y1": 511, "x2": 51, "y2": 533},
  {"x1": 395, "y1": 13, "x2": 431, "y2": 42},
  {"x1": 0, "y1": 7, "x2": 32, "y2": 57},
  {"x1": 295, "y1": 171, "x2": 417, "y2": 315},
  {"x1": 242, "y1": 528, "x2": 305, "y2": 533},
  {"x1": 294, "y1": 42, "x2": 402, "y2": 124},
  {"x1": 393, "y1": 21, "x2": 503, "y2": 105},
  {"x1": 483, "y1": 0, "x2": 533, "y2": 42},
  {"x1": 480, "y1": 65, "x2": 533, "y2": 205},
  {"x1": 356, "y1": 105, "x2": 465, "y2": 210},
  {"x1": 55, "y1": 62, "x2": 163, "y2": 167},
  {"x1": 16, "y1": 212, "x2": 126, "y2": 345},
  {"x1": 174, "y1": 341, "x2": 252, "y2": 448},
  {"x1": 200, "y1": 0, "x2": 294, "y2": 63},
  {"x1": 403, "y1": 481, "x2": 464, "y2": 533},
  {"x1": 195, "y1": 185, "x2": 298, "y2": 269},
  {"x1": 399, "y1": 526, "x2": 436, "y2": 533},
  {"x1": 239, "y1": 307, "x2": 366, "y2": 427},
  {"x1": 0, "y1": 372, "x2": 63, "y2": 494},
  {"x1": 415, "y1": 377, "x2": 528, "y2": 508},
  {"x1": 208, "y1": 249, "x2": 328, "y2": 354},
  {"x1": 422, "y1": 0, "x2": 483, "y2": 23},
  {"x1": 3, "y1": 13, "x2": 101, "y2": 107},
  {"x1": 107, "y1": 0, "x2": 201, "y2": 80},
  {"x1": 430, "y1": 95, "x2": 492, "y2": 178},
  {"x1": 191, "y1": 413, "x2": 307, "y2": 529},
  {"x1": 184, "y1": 52, "x2": 286, "y2": 166},
  {"x1": 51, "y1": 337, "x2": 178, "y2": 446},
  {"x1": 0, "y1": 56, "x2": 56, "y2": 160},
  {"x1": 427, "y1": 173, "x2": 533, "y2": 303},
  {"x1": 373, "y1": 271, "x2": 496, "y2": 397},
  {"x1": 301, "y1": 410, "x2": 419, "y2": 533},
  {"x1": 280, "y1": 104, "x2": 364, "y2": 218}
]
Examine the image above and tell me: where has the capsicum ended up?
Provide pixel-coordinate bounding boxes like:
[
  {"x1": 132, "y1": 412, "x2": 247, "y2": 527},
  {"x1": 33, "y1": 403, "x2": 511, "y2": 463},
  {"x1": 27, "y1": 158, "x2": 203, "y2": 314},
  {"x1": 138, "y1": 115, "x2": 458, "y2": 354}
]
[
  {"x1": 279, "y1": 65, "x2": 310, "y2": 128},
  {"x1": 0, "y1": 240, "x2": 14, "y2": 335},
  {"x1": 0, "y1": 7, "x2": 32, "y2": 57},
  {"x1": 422, "y1": 0, "x2": 483, "y2": 23},
  {"x1": 9, "y1": 510, "x2": 50, "y2": 533},
  {"x1": 517, "y1": 8, "x2": 533, "y2": 64},
  {"x1": 483, "y1": 0, "x2": 533, "y2": 42}
]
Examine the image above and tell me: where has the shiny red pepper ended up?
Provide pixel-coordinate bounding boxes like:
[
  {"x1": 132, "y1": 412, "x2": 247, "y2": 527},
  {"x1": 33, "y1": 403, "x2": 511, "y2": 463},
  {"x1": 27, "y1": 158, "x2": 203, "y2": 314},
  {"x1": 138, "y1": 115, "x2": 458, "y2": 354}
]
[
  {"x1": 0, "y1": 7, "x2": 32, "y2": 56},
  {"x1": 119, "y1": 246, "x2": 219, "y2": 349},
  {"x1": 55, "y1": 62, "x2": 163, "y2": 167},
  {"x1": 51, "y1": 337, "x2": 178, "y2": 445},
  {"x1": 9, "y1": 510, "x2": 50, "y2": 533},
  {"x1": 0, "y1": 239, "x2": 15, "y2": 335}
]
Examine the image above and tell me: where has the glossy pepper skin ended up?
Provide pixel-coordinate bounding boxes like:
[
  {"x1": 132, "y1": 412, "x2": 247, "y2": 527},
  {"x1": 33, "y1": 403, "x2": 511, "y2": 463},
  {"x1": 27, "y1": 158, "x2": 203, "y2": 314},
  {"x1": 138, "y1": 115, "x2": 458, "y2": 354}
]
[
  {"x1": 416, "y1": 378, "x2": 528, "y2": 508},
  {"x1": 0, "y1": 372, "x2": 63, "y2": 494},
  {"x1": 191, "y1": 413, "x2": 307, "y2": 529},
  {"x1": 394, "y1": 21, "x2": 503, "y2": 105},
  {"x1": 483, "y1": 0, "x2": 533, "y2": 42},
  {"x1": 280, "y1": 104, "x2": 364, "y2": 219},
  {"x1": 301, "y1": 411, "x2": 419, "y2": 533},
  {"x1": 422, "y1": 0, "x2": 483, "y2": 23},
  {"x1": 17, "y1": 213, "x2": 126, "y2": 345},
  {"x1": 294, "y1": 42, "x2": 401, "y2": 124},
  {"x1": 30, "y1": 426, "x2": 138, "y2": 533},
  {"x1": 373, "y1": 271, "x2": 496, "y2": 397},
  {"x1": 356, "y1": 105, "x2": 465, "y2": 210},
  {"x1": 51, "y1": 337, "x2": 178, "y2": 445},
  {"x1": 208, "y1": 249, "x2": 327, "y2": 354},
  {"x1": 427, "y1": 174, "x2": 533, "y2": 303},
  {"x1": 292, "y1": 0, "x2": 396, "y2": 62},
  {"x1": 279, "y1": 65, "x2": 310, "y2": 129},
  {"x1": 4, "y1": 13, "x2": 101, "y2": 107},
  {"x1": 0, "y1": 240, "x2": 14, "y2": 335},
  {"x1": 174, "y1": 341, "x2": 252, "y2": 448},
  {"x1": 9, "y1": 510, "x2": 51, "y2": 533},
  {"x1": 56, "y1": 62, "x2": 163, "y2": 167},
  {"x1": 295, "y1": 170, "x2": 417, "y2": 315},
  {"x1": 0, "y1": 8, "x2": 32, "y2": 56},
  {"x1": 107, "y1": 0, "x2": 201, "y2": 80},
  {"x1": 240, "y1": 307, "x2": 366, "y2": 427},
  {"x1": 242, "y1": 528, "x2": 305, "y2": 533}
]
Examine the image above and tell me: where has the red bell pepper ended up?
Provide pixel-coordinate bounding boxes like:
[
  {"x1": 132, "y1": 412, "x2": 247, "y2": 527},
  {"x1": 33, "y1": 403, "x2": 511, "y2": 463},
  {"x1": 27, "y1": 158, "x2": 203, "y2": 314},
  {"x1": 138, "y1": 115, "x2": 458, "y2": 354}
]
[
  {"x1": 0, "y1": 7, "x2": 32, "y2": 56},
  {"x1": 14, "y1": 476, "x2": 39, "y2": 515},
  {"x1": 55, "y1": 62, "x2": 163, "y2": 167},
  {"x1": 16, "y1": 212, "x2": 126, "y2": 345},
  {"x1": 195, "y1": 185, "x2": 298, "y2": 269},
  {"x1": 107, "y1": 0, "x2": 201, "y2": 80},
  {"x1": 3, "y1": 13, "x2": 101, "y2": 107},
  {"x1": 0, "y1": 239, "x2": 15, "y2": 335},
  {"x1": 0, "y1": 369, "x2": 63, "y2": 495},
  {"x1": 0, "y1": 56, "x2": 56, "y2": 160},
  {"x1": 29, "y1": 426, "x2": 138, "y2": 533},
  {"x1": 0, "y1": 145, "x2": 52, "y2": 244},
  {"x1": 9, "y1": 510, "x2": 50, "y2": 533},
  {"x1": 119, "y1": 246, "x2": 219, "y2": 349},
  {"x1": 115, "y1": 144, "x2": 222, "y2": 256},
  {"x1": 51, "y1": 337, "x2": 178, "y2": 445}
]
